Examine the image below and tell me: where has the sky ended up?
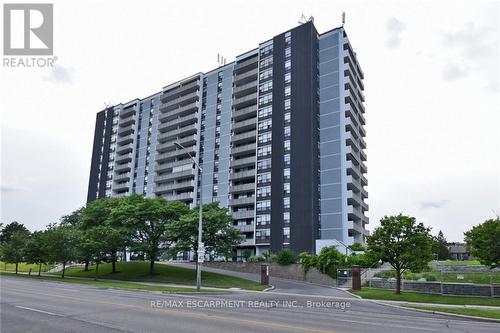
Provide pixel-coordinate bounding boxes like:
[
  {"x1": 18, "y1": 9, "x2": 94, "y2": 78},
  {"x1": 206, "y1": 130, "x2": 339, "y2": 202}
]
[{"x1": 1, "y1": 0, "x2": 499, "y2": 242}]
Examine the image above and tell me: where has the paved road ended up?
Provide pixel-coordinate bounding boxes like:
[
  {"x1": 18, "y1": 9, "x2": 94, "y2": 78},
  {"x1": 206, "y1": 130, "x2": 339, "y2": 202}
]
[{"x1": 1, "y1": 276, "x2": 498, "y2": 333}]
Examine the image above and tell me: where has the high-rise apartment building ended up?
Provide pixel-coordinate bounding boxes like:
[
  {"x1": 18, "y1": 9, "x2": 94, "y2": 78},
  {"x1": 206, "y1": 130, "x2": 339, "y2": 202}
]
[{"x1": 87, "y1": 20, "x2": 368, "y2": 258}]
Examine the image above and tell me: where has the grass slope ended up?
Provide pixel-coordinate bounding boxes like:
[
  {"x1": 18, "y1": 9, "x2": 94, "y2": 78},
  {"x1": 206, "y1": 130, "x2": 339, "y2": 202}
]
[
  {"x1": 59, "y1": 261, "x2": 266, "y2": 291},
  {"x1": 404, "y1": 305, "x2": 500, "y2": 320},
  {"x1": 0, "y1": 262, "x2": 53, "y2": 273},
  {"x1": 350, "y1": 287, "x2": 500, "y2": 306},
  {"x1": 374, "y1": 270, "x2": 500, "y2": 284},
  {"x1": 0, "y1": 271, "x2": 202, "y2": 293}
]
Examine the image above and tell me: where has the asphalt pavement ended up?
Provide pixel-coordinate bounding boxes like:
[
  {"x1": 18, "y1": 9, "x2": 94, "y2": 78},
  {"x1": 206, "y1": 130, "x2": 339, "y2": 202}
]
[{"x1": 1, "y1": 275, "x2": 499, "y2": 333}]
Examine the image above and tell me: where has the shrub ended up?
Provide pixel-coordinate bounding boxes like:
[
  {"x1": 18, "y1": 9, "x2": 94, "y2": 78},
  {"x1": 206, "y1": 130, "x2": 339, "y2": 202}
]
[
  {"x1": 316, "y1": 246, "x2": 343, "y2": 278},
  {"x1": 299, "y1": 252, "x2": 318, "y2": 273},
  {"x1": 242, "y1": 250, "x2": 252, "y2": 261},
  {"x1": 349, "y1": 242, "x2": 365, "y2": 251},
  {"x1": 248, "y1": 255, "x2": 265, "y2": 263},
  {"x1": 276, "y1": 249, "x2": 295, "y2": 265}
]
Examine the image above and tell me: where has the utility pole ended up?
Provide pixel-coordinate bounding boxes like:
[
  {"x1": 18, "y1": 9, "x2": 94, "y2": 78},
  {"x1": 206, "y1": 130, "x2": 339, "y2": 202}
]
[{"x1": 174, "y1": 142, "x2": 203, "y2": 291}]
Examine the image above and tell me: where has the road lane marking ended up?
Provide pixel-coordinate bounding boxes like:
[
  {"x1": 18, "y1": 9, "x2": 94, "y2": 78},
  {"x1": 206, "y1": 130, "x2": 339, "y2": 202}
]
[
  {"x1": 7, "y1": 288, "x2": 337, "y2": 333},
  {"x1": 15, "y1": 305, "x2": 61, "y2": 316}
]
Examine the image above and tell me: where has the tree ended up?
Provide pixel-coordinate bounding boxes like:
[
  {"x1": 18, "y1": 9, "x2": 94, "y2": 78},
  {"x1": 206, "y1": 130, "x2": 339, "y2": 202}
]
[
  {"x1": 276, "y1": 249, "x2": 295, "y2": 265},
  {"x1": 112, "y1": 195, "x2": 190, "y2": 274},
  {"x1": 464, "y1": 217, "x2": 500, "y2": 268},
  {"x1": 432, "y1": 230, "x2": 451, "y2": 260},
  {"x1": 167, "y1": 203, "x2": 243, "y2": 262},
  {"x1": 24, "y1": 231, "x2": 48, "y2": 276},
  {"x1": 316, "y1": 246, "x2": 343, "y2": 277},
  {"x1": 80, "y1": 225, "x2": 120, "y2": 279},
  {"x1": 0, "y1": 231, "x2": 29, "y2": 274},
  {"x1": 43, "y1": 224, "x2": 77, "y2": 278},
  {"x1": 349, "y1": 242, "x2": 365, "y2": 252},
  {"x1": 0, "y1": 221, "x2": 30, "y2": 243},
  {"x1": 81, "y1": 198, "x2": 127, "y2": 273},
  {"x1": 367, "y1": 214, "x2": 433, "y2": 294}
]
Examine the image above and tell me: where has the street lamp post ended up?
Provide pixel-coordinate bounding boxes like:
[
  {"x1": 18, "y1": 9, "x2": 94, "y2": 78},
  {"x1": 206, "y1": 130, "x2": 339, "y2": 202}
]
[{"x1": 174, "y1": 142, "x2": 203, "y2": 292}]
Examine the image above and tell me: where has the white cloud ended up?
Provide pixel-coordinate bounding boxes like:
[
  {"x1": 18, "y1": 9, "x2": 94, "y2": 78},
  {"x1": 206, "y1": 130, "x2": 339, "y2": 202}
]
[
  {"x1": 442, "y1": 63, "x2": 469, "y2": 81},
  {"x1": 43, "y1": 64, "x2": 74, "y2": 83}
]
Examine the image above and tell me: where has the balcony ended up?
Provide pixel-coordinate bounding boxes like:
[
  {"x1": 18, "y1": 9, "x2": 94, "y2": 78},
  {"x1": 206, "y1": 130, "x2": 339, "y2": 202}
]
[
  {"x1": 155, "y1": 180, "x2": 195, "y2": 194},
  {"x1": 158, "y1": 113, "x2": 198, "y2": 133},
  {"x1": 347, "y1": 205, "x2": 363, "y2": 220},
  {"x1": 232, "y1": 105, "x2": 257, "y2": 121},
  {"x1": 159, "y1": 101, "x2": 199, "y2": 121},
  {"x1": 234, "y1": 68, "x2": 258, "y2": 85},
  {"x1": 231, "y1": 130, "x2": 256, "y2": 145},
  {"x1": 239, "y1": 238, "x2": 255, "y2": 246},
  {"x1": 118, "y1": 124, "x2": 134, "y2": 136},
  {"x1": 230, "y1": 156, "x2": 255, "y2": 169},
  {"x1": 115, "y1": 152, "x2": 133, "y2": 163},
  {"x1": 231, "y1": 210, "x2": 254, "y2": 219},
  {"x1": 156, "y1": 134, "x2": 197, "y2": 153},
  {"x1": 161, "y1": 81, "x2": 199, "y2": 102},
  {"x1": 232, "y1": 117, "x2": 256, "y2": 134},
  {"x1": 234, "y1": 224, "x2": 255, "y2": 233},
  {"x1": 119, "y1": 115, "x2": 135, "y2": 127},
  {"x1": 116, "y1": 136, "x2": 133, "y2": 146},
  {"x1": 162, "y1": 92, "x2": 199, "y2": 110},
  {"x1": 229, "y1": 182, "x2": 255, "y2": 194},
  {"x1": 230, "y1": 169, "x2": 255, "y2": 181},
  {"x1": 346, "y1": 175, "x2": 363, "y2": 192},
  {"x1": 234, "y1": 93, "x2": 258, "y2": 109},
  {"x1": 115, "y1": 142, "x2": 134, "y2": 154},
  {"x1": 346, "y1": 146, "x2": 362, "y2": 165},
  {"x1": 234, "y1": 56, "x2": 258, "y2": 74},
  {"x1": 155, "y1": 169, "x2": 195, "y2": 182},
  {"x1": 120, "y1": 106, "x2": 136, "y2": 118},
  {"x1": 163, "y1": 192, "x2": 193, "y2": 202},
  {"x1": 156, "y1": 145, "x2": 196, "y2": 163},
  {"x1": 229, "y1": 196, "x2": 255, "y2": 207},
  {"x1": 233, "y1": 81, "x2": 257, "y2": 98},
  {"x1": 114, "y1": 162, "x2": 131, "y2": 172},
  {"x1": 114, "y1": 172, "x2": 130, "y2": 181},
  {"x1": 231, "y1": 142, "x2": 256, "y2": 156},
  {"x1": 347, "y1": 190, "x2": 363, "y2": 207},
  {"x1": 113, "y1": 181, "x2": 130, "y2": 191},
  {"x1": 157, "y1": 123, "x2": 197, "y2": 141},
  {"x1": 255, "y1": 237, "x2": 270, "y2": 244}
]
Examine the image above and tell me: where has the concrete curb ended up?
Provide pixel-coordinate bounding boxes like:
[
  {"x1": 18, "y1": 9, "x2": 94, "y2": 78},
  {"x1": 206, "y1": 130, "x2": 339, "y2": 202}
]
[
  {"x1": 372, "y1": 300, "x2": 500, "y2": 323},
  {"x1": 262, "y1": 285, "x2": 275, "y2": 292},
  {"x1": 340, "y1": 289, "x2": 362, "y2": 299}
]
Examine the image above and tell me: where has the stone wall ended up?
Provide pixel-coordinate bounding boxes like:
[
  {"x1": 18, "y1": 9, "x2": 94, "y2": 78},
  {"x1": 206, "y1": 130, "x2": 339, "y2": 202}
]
[
  {"x1": 204, "y1": 262, "x2": 336, "y2": 286},
  {"x1": 369, "y1": 278, "x2": 500, "y2": 297}
]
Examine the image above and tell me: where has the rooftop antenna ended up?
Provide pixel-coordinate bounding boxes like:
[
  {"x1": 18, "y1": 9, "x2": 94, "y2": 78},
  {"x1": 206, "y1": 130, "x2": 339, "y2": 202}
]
[
  {"x1": 298, "y1": 13, "x2": 308, "y2": 24},
  {"x1": 342, "y1": 12, "x2": 346, "y2": 26}
]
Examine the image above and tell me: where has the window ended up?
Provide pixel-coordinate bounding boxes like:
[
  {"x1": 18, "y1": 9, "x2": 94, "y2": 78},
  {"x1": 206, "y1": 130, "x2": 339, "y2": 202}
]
[
  {"x1": 260, "y1": 44, "x2": 273, "y2": 58},
  {"x1": 283, "y1": 197, "x2": 290, "y2": 209},
  {"x1": 283, "y1": 212, "x2": 290, "y2": 224},
  {"x1": 285, "y1": 47, "x2": 291, "y2": 58},
  {"x1": 259, "y1": 81, "x2": 273, "y2": 93},
  {"x1": 283, "y1": 227, "x2": 290, "y2": 236},
  {"x1": 259, "y1": 92, "x2": 272, "y2": 106},
  {"x1": 258, "y1": 106, "x2": 272, "y2": 118},
  {"x1": 284, "y1": 154, "x2": 290, "y2": 165},
  {"x1": 260, "y1": 57, "x2": 273, "y2": 68},
  {"x1": 256, "y1": 214, "x2": 271, "y2": 226},
  {"x1": 284, "y1": 99, "x2": 291, "y2": 110},
  {"x1": 258, "y1": 119, "x2": 272, "y2": 131},
  {"x1": 284, "y1": 126, "x2": 291, "y2": 137},
  {"x1": 258, "y1": 145, "x2": 272, "y2": 157},
  {"x1": 284, "y1": 182, "x2": 290, "y2": 195},
  {"x1": 258, "y1": 158, "x2": 271, "y2": 170},
  {"x1": 285, "y1": 72, "x2": 291, "y2": 84},
  {"x1": 256, "y1": 200, "x2": 271, "y2": 212},
  {"x1": 284, "y1": 112, "x2": 291, "y2": 123},
  {"x1": 284, "y1": 168, "x2": 290, "y2": 180},
  {"x1": 259, "y1": 68, "x2": 273, "y2": 81},
  {"x1": 257, "y1": 172, "x2": 271, "y2": 184},
  {"x1": 256, "y1": 228, "x2": 271, "y2": 239},
  {"x1": 285, "y1": 60, "x2": 291, "y2": 70},
  {"x1": 258, "y1": 132, "x2": 272, "y2": 144},
  {"x1": 257, "y1": 186, "x2": 271, "y2": 198},
  {"x1": 284, "y1": 86, "x2": 291, "y2": 97},
  {"x1": 284, "y1": 140, "x2": 291, "y2": 151}
]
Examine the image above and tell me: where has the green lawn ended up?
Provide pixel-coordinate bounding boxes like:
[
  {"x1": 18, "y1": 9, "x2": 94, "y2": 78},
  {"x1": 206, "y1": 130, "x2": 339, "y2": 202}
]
[
  {"x1": 0, "y1": 271, "x2": 204, "y2": 293},
  {"x1": 350, "y1": 287, "x2": 500, "y2": 306},
  {"x1": 0, "y1": 262, "x2": 53, "y2": 273},
  {"x1": 432, "y1": 260, "x2": 482, "y2": 266},
  {"x1": 58, "y1": 261, "x2": 267, "y2": 291},
  {"x1": 404, "y1": 305, "x2": 500, "y2": 320},
  {"x1": 374, "y1": 270, "x2": 500, "y2": 284}
]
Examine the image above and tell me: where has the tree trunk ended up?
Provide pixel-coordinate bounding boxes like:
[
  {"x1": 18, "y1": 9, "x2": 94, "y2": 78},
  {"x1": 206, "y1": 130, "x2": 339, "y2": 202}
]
[
  {"x1": 95, "y1": 262, "x2": 99, "y2": 280},
  {"x1": 149, "y1": 259, "x2": 155, "y2": 275},
  {"x1": 15, "y1": 262, "x2": 18, "y2": 274},
  {"x1": 38, "y1": 263, "x2": 42, "y2": 276},
  {"x1": 123, "y1": 248, "x2": 127, "y2": 261},
  {"x1": 61, "y1": 262, "x2": 66, "y2": 278},
  {"x1": 396, "y1": 270, "x2": 401, "y2": 294},
  {"x1": 84, "y1": 261, "x2": 89, "y2": 271},
  {"x1": 112, "y1": 260, "x2": 116, "y2": 273}
]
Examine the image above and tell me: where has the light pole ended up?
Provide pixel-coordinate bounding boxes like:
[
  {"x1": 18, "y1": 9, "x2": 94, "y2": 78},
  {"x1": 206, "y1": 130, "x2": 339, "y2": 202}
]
[{"x1": 174, "y1": 142, "x2": 203, "y2": 292}]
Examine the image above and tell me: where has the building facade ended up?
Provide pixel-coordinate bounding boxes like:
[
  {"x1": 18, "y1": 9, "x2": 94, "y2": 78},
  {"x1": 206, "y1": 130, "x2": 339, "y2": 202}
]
[{"x1": 87, "y1": 21, "x2": 368, "y2": 258}]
